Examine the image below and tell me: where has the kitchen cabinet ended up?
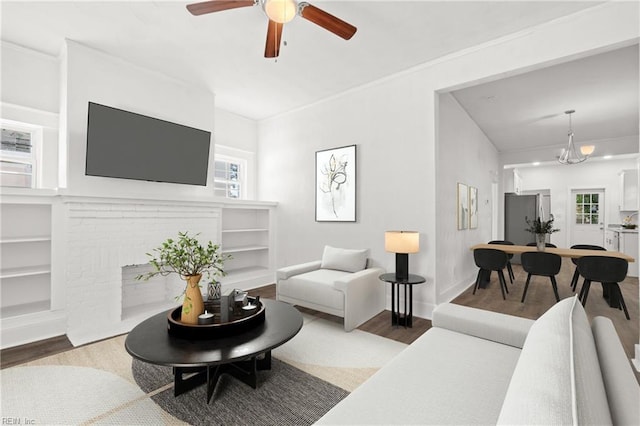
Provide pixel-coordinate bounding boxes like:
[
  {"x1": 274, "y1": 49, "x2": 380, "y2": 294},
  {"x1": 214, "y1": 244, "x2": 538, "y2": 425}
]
[
  {"x1": 504, "y1": 169, "x2": 522, "y2": 195},
  {"x1": 619, "y1": 231, "x2": 638, "y2": 277},
  {"x1": 619, "y1": 169, "x2": 638, "y2": 211},
  {"x1": 605, "y1": 229, "x2": 619, "y2": 251}
]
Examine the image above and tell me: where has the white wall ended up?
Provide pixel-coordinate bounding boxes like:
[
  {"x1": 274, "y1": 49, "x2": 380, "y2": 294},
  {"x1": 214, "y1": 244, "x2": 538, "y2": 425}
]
[
  {"x1": 259, "y1": 72, "x2": 431, "y2": 279},
  {"x1": 214, "y1": 108, "x2": 258, "y2": 154},
  {"x1": 1, "y1": 42, "x2": 59, "y2": 113},
  {"x1": 214, "y1": 108, "x2": 258, "y2": 199},
  {"x1": 436, "y1": 93, "x2": 499, "y2": 303},
  {"x1": 258, "y1": 2, "x2": 639, "y2": 318},
  {"x1": 515, "y1": 157, "x2": 639, "y2": 247},
  {"x1": 60, "y1": 40, "x2": 216, "y2": 199},
  {"x1": 1, "y1": 42, "x2": 60, "y2": 188}
]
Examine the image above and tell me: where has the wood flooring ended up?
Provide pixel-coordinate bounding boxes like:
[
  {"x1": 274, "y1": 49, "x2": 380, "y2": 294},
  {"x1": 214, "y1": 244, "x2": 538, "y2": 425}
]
[
  {"x1": 3, "y1": 261, "x2": 638, "y2": 376},
  {"x1": 456, "y1": 258, "x2": 639, "y2": 361}
]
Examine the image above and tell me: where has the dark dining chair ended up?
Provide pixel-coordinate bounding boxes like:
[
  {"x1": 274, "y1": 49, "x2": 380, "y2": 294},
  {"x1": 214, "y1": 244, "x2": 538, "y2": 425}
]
[
  {"x1": 520, "y1": 251, "x2": 561, "y2": 303},
  {"x1": 577, "y1": 256, "x2": 630, "y2": 320},
  {"x1": 569, "y1": 244, "x2": 606, "y2": 292},
  {"x1": 473, "y1": 248, "x2": 509, "y2": 300},
  {"x1": 488, "y1": 240, "x2": 515, "y2": 283},
  {"x1": 526, "y1": 242, "x2": 557, "y2": 248}
]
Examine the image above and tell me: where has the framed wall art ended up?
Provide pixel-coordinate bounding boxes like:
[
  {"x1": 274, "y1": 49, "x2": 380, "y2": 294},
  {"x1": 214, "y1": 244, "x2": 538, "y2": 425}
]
[
  {"x1": 316, "y1": 144, "x2": 356, "y2": 222},
  {"x1": 469, "y1": 186, "x2": 478, "y2": 229},
  {"x1": 457, "y1": 182, "x2": 468, "y2": 230}
]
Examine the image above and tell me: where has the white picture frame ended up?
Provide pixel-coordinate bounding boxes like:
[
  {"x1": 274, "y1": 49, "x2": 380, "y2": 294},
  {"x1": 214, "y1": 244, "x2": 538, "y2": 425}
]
[
  {"x1": 315, "y1": 145, "x2": 356, "y2": 222},
  {"x1": 469, "y1": 186, "x2": 478, "y2": 229},
  {"x1": 457, "y1": 182, "x2": 468, "y2": 230}
]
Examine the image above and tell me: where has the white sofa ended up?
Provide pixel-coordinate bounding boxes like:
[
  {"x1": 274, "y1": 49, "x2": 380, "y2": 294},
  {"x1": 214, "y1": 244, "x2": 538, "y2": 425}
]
[
  {"x1": 276, "y1": 246, "x2": 385, "y2": 331},
  {"x1": 318, "y1": 296, "x2": 640, "y2": 425}
]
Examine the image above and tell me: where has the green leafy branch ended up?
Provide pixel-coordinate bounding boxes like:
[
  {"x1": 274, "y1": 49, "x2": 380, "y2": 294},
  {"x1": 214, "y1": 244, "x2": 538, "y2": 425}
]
[
  {"x1": 525, "y1": 215, "x2": 560, "y2": 235},
  {"x1": 136, "y1": 231, "x2": 231, "y2": 283}
]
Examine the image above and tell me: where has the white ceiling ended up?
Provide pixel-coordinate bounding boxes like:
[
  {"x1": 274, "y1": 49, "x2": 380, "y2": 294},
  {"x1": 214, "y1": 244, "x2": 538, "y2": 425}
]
[
  {"x1": 451, "y1": 44, "x2": 639, "y2": 155},
  {"x1": 3, "y1": 1, "x2": 637, "y2": 159},
  {"x1": 2, "y1": 0, "x2": 603, "y2": 122}
]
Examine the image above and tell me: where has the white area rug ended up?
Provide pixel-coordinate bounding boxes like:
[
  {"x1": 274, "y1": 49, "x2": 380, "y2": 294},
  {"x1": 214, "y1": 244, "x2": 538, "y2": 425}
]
[
  {"x1": 273, "y1": 313, "x2": 407, "y2": 391},
  {"x1": 0, "y1": 365, "x2": 170, "y2": 425},
  {"x1": 274, "y1": 313, "x2": 406, "y2": 368},
  {"x1": 1, "y1": 312, "x2": 408, "y2": 423}
]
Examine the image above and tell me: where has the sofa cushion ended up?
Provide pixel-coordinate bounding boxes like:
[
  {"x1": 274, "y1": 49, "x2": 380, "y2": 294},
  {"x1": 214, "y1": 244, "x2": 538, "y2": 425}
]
[
  {"x1": 592, "y1": 317, "x2": 640, "y2": 425},
  {"x1": 278, "y1": 269, "x2": 349, "y2": 311},
  {"x1": 433, "y1": 303, "x2": 533, "y2": 348},
  {"x1": 497, "y1": 296, "x2": 612, "y2": 425},
  {"x1": 317, "y1": 326, "x2": 521, "y2": 425},
  {"x1": 320, "y1": 246, "x2": 368, "y2": 273}
]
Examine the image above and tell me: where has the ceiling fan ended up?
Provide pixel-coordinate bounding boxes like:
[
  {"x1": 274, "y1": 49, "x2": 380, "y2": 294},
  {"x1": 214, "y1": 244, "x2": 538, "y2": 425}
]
[{"x1": 186, "y1": 0, "x2": 357, "y2": 58}]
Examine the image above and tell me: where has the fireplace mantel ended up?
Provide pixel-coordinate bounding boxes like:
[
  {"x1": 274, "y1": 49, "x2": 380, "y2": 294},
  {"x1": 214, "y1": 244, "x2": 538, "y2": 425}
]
[{"x1": 1, "y1": 191, "x2": 276, "y2": 348}]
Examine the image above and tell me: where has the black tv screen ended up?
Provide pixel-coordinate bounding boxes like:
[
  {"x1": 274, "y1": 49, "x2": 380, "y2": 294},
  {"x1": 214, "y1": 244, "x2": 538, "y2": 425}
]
[{"x1": 86, "y1": 102, "x2": 211, "y2": 186}]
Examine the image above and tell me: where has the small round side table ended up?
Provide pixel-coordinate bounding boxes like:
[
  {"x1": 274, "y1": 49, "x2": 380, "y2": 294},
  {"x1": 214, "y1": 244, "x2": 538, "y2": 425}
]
[{"x1": 379, "y1": 273, "x2": 426, "y2": 328}]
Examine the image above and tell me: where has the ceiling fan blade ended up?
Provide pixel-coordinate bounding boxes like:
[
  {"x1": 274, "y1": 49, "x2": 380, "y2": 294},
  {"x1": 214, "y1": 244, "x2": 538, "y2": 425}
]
[
  {"x1": 264, "y1": 19, "x2": 283, "y2": 58},
  {"x1": 298, "y1": 2, "x2": 357, "y2": 40},
  {"x1": 186, "y1": 0, "x2": 255, "y2": 16}
]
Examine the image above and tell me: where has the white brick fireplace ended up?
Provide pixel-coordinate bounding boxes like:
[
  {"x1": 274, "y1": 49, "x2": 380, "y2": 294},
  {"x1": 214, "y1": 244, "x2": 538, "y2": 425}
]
[{"x1": 61, "y1": 196, "x2": 220, "y2": 345}]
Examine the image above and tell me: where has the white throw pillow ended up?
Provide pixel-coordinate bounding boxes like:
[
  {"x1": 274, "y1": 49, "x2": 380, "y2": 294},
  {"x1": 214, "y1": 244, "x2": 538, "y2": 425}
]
[{"x1": 320, "y1": 246, "x2": 368, "y2": 273}]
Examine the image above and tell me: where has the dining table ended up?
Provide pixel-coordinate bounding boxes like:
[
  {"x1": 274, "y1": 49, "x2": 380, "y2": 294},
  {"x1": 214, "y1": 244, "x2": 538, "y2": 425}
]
[
  {"x1": 470, "y1": 243, "x2": 635, "y2": 308},
  {"x1": 470, "y1": 243, "x2": 636, "y2": 263}
]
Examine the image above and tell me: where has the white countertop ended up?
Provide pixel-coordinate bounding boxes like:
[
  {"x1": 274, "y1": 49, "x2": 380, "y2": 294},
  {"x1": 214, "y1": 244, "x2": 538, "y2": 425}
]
[{"x1": 607, "y1": 226, "x2": 638, "y2": 234}]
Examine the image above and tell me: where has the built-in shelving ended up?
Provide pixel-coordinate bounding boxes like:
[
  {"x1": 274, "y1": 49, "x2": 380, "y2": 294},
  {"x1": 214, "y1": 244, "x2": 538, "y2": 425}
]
[
  {"x1": 0, "y1": 236, "x2": 51, "y2": 244},
  {"x1": 1, "y1": 202, "x2": 53, "y2": 319},
  {"x1": 223, "y1": 245, "x2": 269, "y2": 254},
  {"x1": 220, "y1": 205, "x2": 275, "y2": 288},
  {"x1": 221, "y1": 228, "x2": 268, "y2": 234},
  {"x1": 0, "y1": 265, "x2": 51, "y2": 279},
  {"x1": 0, "y1": 300, "x2": 51, "y2": 319}
]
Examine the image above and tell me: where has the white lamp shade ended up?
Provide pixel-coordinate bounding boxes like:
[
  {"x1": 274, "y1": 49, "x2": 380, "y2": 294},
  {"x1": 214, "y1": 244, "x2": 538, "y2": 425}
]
[
  {"x1": 263, "y1": 0, "x2": 297, "y2": 23},
  {"x1": 580, "y1": 145, "x2": 595, "y2": 156},
  {"x1": 385, "y1": 231, "x2": 420, "y2": 254}
]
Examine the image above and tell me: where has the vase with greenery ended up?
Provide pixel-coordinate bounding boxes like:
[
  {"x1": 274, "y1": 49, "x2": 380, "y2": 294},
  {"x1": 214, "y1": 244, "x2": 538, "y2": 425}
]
[
  {"x1": 525, "y1": 215, "x2": 560, "y2": 251},
  {"x1": 136, "y1": 231, "x2": 230, "y2": 324}
]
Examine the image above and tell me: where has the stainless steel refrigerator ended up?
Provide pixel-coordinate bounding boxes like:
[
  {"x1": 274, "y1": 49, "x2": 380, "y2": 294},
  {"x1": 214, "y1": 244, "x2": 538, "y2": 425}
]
[{"x1": 504, "y1": 193, "x2": 540, "y2": 263}]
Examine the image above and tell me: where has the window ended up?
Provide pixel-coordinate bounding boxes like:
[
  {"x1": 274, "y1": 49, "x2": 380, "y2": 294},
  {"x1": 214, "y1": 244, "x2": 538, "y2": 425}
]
[
  {"x1": 0, "y1": 121, "x2": 42, "y2": 188},
  {"x1": 575, "y1": 193, "x2": 600, "y2": 224},
  {"x1": 214, "y1": 156, "x2": 245, "y2": 199}
]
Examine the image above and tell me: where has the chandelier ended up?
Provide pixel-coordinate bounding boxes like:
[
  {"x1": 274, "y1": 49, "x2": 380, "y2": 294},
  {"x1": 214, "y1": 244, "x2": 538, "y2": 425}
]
[{"x1": 558, "y1": 110, "x2": 594, "y2": 165}]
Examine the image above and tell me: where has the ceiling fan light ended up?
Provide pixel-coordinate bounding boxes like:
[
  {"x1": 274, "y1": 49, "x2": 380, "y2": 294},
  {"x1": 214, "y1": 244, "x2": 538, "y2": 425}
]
[
  {"x1": 263, "y1": 0, "x2": 297, "y2": 23},
  {"x1": 580, "y1": 145, "x2": 595, "y2": 156}
]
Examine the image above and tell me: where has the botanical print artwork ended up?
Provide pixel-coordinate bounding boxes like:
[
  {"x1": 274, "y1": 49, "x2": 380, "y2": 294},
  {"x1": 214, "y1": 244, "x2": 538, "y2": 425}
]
[
  {"x1": 457, "y1": 182, "x2": 468, "y2": 230},
  {"x1": 316, "y1": 145, "x2": 356, "y2": 222},
  {"x1": 469, "y1": 186, "x2": 478, "y2": 229}
]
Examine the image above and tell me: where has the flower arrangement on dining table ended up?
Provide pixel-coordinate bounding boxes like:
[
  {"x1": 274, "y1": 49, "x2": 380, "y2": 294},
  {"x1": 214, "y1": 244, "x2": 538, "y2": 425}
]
[{"x1": 525, "y1": 214, "x2": 560, "y2": 235}]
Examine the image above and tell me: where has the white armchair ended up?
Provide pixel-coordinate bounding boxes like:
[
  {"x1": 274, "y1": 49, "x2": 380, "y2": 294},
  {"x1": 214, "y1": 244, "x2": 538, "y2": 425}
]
[{"x1": 276, "y1": 246, "x2": 385, "y2": 331}]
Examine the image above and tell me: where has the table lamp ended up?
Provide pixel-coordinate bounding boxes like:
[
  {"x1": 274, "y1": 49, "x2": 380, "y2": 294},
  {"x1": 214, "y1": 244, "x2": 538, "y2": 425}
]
[{"x1": 385, "y1": 231, "x2": 420, "y2": 280}]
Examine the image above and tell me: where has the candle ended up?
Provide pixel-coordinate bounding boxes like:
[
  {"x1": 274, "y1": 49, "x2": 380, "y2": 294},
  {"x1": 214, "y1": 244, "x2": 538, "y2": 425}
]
[{"x1": 198, "y1": 310, "x2": 214, "y2": 325}]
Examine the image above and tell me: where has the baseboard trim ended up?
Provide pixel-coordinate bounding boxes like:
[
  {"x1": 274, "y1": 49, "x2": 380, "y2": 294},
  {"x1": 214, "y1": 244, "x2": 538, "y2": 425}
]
[{"x1": 1, "y1": 310, "x2": 67, "y2": 349}]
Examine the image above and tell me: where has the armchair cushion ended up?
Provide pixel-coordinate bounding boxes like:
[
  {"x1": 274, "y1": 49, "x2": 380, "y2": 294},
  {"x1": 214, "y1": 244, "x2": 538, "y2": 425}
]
[
  {"x1": 320, "y1": 246, "x2": 369, "y2": 273},
  {"x1": 276, "y1": 260, "x2": 322, "y2": 280},
  {"x1": 278, "y1": 269, "x2": 352, "y2": 311}
]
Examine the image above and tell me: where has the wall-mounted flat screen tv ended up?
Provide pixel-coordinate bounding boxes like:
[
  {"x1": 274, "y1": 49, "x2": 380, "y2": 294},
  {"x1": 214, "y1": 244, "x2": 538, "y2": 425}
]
[{"x1": 86, "y1": 102, "x2": 211, "y2": 186}]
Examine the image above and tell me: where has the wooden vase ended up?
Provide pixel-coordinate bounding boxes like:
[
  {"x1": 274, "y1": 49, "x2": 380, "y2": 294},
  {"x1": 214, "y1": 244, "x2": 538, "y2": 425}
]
[{"x1": 181, "y1": 274, "x2": 204, "y2": 324}]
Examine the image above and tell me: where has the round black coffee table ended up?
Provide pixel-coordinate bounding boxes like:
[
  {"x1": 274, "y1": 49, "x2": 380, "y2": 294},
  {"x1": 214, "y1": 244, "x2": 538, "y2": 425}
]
[{"x1": 125, "y1": 299, "x2": 302, "y2": 403}]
